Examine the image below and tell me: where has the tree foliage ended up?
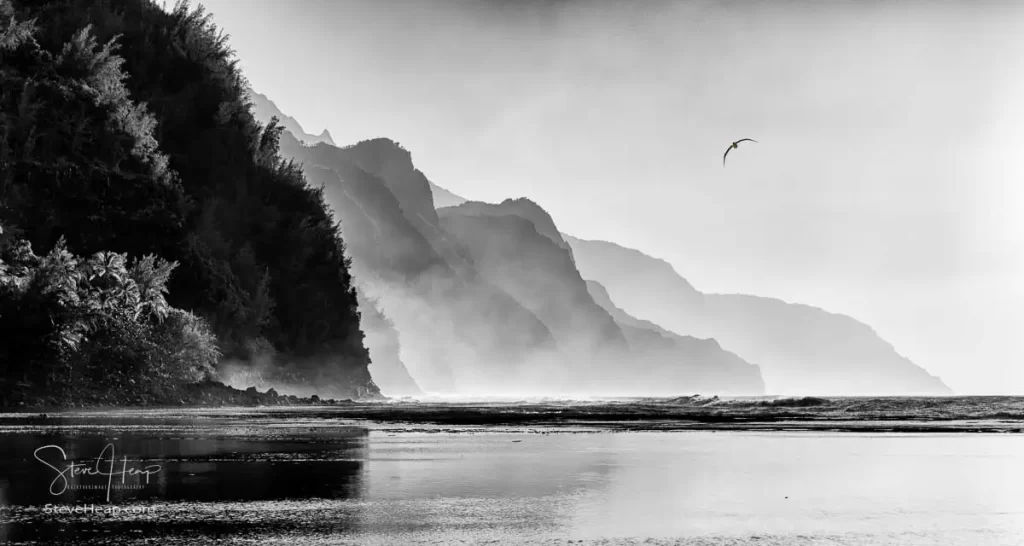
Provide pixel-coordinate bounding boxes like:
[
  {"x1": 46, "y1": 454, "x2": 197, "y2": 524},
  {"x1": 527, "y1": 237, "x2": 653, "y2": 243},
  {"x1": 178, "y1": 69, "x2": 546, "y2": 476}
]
[
  {"x1": 0, "y1": 232, "x2": 219, "y2": 394},
  {"x1": 0, "y1": 0, "x2": 378, "y2": 402}
]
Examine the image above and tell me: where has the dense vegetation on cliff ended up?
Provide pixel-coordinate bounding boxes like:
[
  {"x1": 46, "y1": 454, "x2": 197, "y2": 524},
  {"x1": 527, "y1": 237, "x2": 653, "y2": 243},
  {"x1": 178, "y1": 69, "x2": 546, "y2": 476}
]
[{"x1": 0, "y1": 0, "x2": 377, "y2": 404}]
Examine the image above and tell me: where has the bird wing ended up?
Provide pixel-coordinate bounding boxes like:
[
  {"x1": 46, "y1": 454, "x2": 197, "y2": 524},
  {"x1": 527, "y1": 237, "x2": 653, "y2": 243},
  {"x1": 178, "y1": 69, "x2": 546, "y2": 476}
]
[
  {"x1": 723, "y1": 146, "x2": 733, "y2": 165},
  {"x1": 735, "y1": 138, "x2": 758, "y2": 145}
]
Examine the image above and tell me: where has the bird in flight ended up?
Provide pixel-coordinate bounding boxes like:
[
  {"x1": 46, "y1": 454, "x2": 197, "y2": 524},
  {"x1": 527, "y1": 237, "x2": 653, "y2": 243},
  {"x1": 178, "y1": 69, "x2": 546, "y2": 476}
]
[{"x1": 723, "y1": 138, "x2": 757, "y2": 166}]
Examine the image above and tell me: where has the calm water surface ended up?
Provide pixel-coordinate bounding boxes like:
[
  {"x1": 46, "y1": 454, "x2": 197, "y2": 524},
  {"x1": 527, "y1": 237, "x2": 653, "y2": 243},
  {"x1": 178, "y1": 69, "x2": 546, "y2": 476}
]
[{"x1": 0, "y1": 412, "x2": 1021, "y2": 545}]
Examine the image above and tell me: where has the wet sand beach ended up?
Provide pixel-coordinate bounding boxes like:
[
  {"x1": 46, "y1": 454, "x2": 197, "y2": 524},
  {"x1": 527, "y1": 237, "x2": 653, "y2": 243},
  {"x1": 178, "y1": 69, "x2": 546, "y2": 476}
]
[{"x1": 1, "y1": 400, "x2": 1023, "y2": 545}]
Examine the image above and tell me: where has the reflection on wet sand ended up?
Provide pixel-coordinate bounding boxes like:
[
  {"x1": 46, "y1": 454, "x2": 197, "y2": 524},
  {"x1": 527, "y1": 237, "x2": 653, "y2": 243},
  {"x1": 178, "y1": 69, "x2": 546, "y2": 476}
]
[
  {"x1": 0, "y1": 422, "x2": 370, "y2": 543},
  {"x1": 1, "y1": 410, "x2": 1023, "y2": 545}
]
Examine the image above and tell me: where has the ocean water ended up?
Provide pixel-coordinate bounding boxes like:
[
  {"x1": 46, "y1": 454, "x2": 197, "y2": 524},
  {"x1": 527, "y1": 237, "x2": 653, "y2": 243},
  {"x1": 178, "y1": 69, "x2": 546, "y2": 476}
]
[{"x1": 0, "y1": 410, "x2": 1022, "y2": 545}]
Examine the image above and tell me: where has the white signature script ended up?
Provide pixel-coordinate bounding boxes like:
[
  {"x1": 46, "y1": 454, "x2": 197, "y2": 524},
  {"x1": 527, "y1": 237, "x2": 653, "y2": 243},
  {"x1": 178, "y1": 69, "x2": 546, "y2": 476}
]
[{"x1": 33, "y1": 444, "x2": 162, "y2": 503}]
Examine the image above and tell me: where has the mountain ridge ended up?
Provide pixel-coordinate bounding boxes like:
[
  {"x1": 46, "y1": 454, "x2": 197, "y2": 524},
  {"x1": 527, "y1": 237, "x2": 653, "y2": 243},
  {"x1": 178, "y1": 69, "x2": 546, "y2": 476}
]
[
  {"x1": 247, "y1": 89, "x2": 337, "y2": 146},
  {"x1": 439, "y1": 201, "x2": 765, "y2": 394},
  {"x1": 585, "y1": 279, "x2": 765, "y2": 395},
  {"x1": 442, "y1": 198, "x2": 576, "y2": 263},
  {"x1": 251, "y1": 89, "x2": 947, "y2": 396},
  {"x1": 277, "y1": 133, "x2": 561, "y2": 394},
  {"x1": 439, "y1": 205, "x2": 629, "y2": 356},
  {"x1": 566, "y1": 234, "x2": 952, "y2": 395}
]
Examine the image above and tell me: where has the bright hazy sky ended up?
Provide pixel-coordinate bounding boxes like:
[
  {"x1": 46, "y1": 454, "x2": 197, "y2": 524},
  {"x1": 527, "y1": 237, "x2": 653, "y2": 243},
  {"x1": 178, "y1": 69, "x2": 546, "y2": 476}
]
[{"x1": 200, "y1": 0, "x2": 1024, "y2": 394}]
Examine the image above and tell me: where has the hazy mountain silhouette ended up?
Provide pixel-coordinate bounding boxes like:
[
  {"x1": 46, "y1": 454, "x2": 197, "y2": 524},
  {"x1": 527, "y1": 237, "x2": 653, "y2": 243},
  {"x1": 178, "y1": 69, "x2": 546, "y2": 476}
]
[
  {"x1": 252, "y1": 89, "x2": 947, "y2": 397},
  {"x1": 280, "y1": 134, "x2": 767, "y2": 394},
  {"x1": 438, "y1": 199, "x2": 765, "y2": 393},
  {"x1": 335, "y1": 139, "x2": 478, "y2": 274},
  {"x1": 439, "y1": 202, "x2": 628, "y2": 359},
  {"x1": 585, "y1": 280, "x2": 764, "y2": 395},
  {"x1": 276, "y1": 133, "x2": 561, "y2": 394},
  {"x1": 247, "y1": 89, "x2": 336, "y2": 146},
  {"x1": 355, "y1": 286, "x2": 422, "y2": 397},
  {"x1": 443, "y1": 199, "x2": 576, "y2": 263},
  {"x1": 339, "y1": 139, "x2": 440, "y2": 229},
  {"x1": 565, "y1": 235, "x2": 952, "y2": 395}
]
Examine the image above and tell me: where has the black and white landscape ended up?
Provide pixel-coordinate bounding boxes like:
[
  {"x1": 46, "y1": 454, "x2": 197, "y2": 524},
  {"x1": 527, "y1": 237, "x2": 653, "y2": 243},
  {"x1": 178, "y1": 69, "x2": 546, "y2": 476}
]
[{"x1": 1, "y1": 0, "x2": 1023, "y2": 544}]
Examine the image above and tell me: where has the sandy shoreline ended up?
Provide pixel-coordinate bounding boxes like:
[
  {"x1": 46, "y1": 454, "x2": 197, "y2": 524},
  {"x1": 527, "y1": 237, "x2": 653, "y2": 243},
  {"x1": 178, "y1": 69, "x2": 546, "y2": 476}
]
[{"x1": 2, "y1": 406, "x2": 1023, "y2": 545}]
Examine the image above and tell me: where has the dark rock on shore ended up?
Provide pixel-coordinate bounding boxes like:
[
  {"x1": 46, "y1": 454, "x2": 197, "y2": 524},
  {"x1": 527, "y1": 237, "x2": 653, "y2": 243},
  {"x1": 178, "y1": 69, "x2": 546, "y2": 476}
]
[
  {"x1": 760, "y1": 396, "x2": 832, "y2": 407},
  {"x1": 0, "y1": 380, "x2": 369, "y2": 412}
]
